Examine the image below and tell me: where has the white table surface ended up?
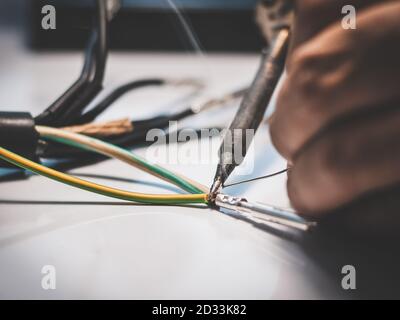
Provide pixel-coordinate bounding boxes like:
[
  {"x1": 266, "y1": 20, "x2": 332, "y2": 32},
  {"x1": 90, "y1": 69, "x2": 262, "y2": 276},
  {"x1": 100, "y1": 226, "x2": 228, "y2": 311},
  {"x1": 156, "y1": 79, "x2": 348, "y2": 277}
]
[{"x1": 0, "y1": 31, "x2": 398, "y2": 299}]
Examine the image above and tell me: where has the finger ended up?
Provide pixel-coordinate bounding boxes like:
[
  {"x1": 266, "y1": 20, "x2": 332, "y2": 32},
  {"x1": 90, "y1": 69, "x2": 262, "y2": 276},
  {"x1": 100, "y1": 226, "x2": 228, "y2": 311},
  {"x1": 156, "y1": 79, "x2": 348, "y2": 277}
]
[
  {"x1": 290, "y1": 0, "x2": 390, "y2": 53},
  {"x1": 271, "y1": 1, "x2": 400, "y2": 160},
  {"x1": 287, "y1": 104, "x2": 400, "y2": 215}
]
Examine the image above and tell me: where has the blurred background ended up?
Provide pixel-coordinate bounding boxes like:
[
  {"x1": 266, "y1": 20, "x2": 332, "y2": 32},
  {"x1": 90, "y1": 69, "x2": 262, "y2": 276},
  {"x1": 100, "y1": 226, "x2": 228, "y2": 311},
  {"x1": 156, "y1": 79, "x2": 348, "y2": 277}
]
[
  {"x1": 0, "y1": 0, "x2": 263, "y2": 52},
  {"x1": 0, "y1": 0, "x2": 25, "y2": 29},
  {"x1": 0, "y1": 0, "x2": 261, "y2": 117}
]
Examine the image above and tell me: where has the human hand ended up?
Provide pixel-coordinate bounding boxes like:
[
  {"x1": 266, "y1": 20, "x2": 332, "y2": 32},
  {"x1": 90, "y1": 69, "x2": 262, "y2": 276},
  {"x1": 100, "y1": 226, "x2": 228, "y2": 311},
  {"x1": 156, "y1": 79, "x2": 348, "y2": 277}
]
[{"x1": 269, "y1": 1, "x2": 400, "y2": 234}]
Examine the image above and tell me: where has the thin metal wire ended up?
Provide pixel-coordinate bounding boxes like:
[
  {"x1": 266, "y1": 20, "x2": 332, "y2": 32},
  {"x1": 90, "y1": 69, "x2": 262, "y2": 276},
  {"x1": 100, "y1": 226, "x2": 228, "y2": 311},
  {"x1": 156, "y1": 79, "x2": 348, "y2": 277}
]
[{"x1": 223, "y1": 168, "x2": 288, "y2": 188}]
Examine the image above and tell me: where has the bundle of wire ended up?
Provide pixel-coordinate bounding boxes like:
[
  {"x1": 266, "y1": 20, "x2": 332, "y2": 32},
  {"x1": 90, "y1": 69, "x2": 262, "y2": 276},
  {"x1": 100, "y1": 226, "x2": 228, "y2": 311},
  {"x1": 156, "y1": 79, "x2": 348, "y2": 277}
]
[
  {"x1": 0, "y1": 126, "x2": 209, "y2": 205},
  {"x1": 38, "y1": 78, "x2": 204, "y2": 159},
  {"x1": 0, "y1": 0, "x2": 240, "y2": 206},
  {"x1": 0, "y1": 80, "x2": 246, "y2": 183},
  {"x1": 39, "y1": 80, "x2": 246, "y2": 159},
  {"x1": 9, "y1": 0, "x2": 246, "y2": 187}
]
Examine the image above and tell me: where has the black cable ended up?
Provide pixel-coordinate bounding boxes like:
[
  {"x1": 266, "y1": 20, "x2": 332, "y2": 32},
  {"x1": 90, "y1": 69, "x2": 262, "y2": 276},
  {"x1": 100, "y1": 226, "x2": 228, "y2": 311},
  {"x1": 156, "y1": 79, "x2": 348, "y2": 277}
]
[
  {"x1": 77, "y1": 79, "x2": 165, "y2": 124},
  {"x1": 38, "y1": 82, "x2": 246, "y2": 159},
  {"x1": 107, "y1": 108, "x2": 195, "y2": 146},
  {"x1": 35, "y1": 0, "x2": 109, "y2": 127},
  {"x1": 1, "y1": 1, "x2": 227, "y2": 181},
  {"x1": 39, "y1": 107, "x2": 196, "y2": 158}
]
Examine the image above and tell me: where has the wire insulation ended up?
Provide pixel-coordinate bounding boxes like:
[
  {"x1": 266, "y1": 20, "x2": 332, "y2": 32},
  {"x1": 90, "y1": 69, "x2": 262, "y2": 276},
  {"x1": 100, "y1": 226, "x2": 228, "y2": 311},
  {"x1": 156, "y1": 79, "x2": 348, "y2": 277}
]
[
  {"x1": 0, "y1": 146, "x2": 208, "y2": 205},
  {"x1": 36, "y1": 126, "x2": 208, "y2": 194},
  {"x1": 62, "y1": 118, "x2": 133, "y2": 137}
]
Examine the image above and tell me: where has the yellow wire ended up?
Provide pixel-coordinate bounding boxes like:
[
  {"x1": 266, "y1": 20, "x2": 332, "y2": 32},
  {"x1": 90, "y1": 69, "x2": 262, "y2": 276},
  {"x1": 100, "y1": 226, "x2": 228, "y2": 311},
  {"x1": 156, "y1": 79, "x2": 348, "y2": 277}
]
[
  {"x1": 36, "y1": 125, "x2": 209, "y2": 193},
  {"x1": 0, "y1": 146, "x2": 208, "y2": 205}
]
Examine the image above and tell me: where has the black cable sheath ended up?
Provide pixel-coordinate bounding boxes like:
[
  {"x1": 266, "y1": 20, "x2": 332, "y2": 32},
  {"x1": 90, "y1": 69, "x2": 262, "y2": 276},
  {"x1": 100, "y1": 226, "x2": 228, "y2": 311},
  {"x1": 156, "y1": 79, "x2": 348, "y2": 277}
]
[
  {"x1": 39, "y1": 108, "x2": 195, "y2": 158},
  {"x1": 35, "y1": 0, "x2": 108, "y2": 127},
  {"x1": 77, "y1": 79, "x2": 165, "y2": 124}
]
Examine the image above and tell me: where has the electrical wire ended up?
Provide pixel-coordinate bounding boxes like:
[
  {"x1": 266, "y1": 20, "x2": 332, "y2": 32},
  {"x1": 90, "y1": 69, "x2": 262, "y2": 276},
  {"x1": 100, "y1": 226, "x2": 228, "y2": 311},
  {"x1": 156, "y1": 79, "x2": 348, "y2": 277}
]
[
  {"x1": 62, "y1": 118, "x2": 133, "y2": 137},
  {"x1": 223, "y1": 169, "x2": 288, "y2": 188},
  {"x1": 38, "y1": 77, "x2": 204, "y2": 158},
  {"x1": 36, "y1": 0, "x2": 111, "y2": 127},
  {"x1": 34, "y1": 127, "x2": 221, "y2": 178},
  {"x1": 78, "y1": 79, "x2": 164, "y2": 124},
  {"x1": 36, "y1": 126, "x2": 208, "y2": 194},
  {"x1": 0, "y1": 146, "x2": 207, "y2": 205},
  {"x1": 2, "y1": 82, "x2": 246, "y2": 183},
  {"x1": 77, "y1": 78, "x2": 203, "y2": 125},
  {"x1": 39, "y1": 86, "x2": 247, "y2": 159}
]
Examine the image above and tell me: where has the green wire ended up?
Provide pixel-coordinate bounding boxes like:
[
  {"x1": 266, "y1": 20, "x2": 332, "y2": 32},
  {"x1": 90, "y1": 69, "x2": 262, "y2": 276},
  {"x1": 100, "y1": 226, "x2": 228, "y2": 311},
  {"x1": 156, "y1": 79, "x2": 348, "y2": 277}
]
[
  {"x1": 0, "y1": 146, "x2": 207, "y2": 205},
  {"x1": 41, "y1": 134, "x2": 205, "y2": 195}
]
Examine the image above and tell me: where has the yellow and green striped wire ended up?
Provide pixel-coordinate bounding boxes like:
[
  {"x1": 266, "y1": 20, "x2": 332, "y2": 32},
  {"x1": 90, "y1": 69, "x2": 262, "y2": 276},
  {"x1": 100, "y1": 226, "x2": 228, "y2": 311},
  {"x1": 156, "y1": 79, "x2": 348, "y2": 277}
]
[{"x1": 0, "y1": 126, "x2": 209, "y2": 205}]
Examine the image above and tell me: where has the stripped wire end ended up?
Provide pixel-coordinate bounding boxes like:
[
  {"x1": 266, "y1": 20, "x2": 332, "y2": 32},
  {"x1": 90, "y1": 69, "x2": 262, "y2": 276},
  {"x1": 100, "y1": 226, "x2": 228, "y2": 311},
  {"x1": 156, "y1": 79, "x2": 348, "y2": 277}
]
[
  {"x1": 214, "y1": 193, "x2": 317, "y2": 232},
  {"x1": 208, "y1": 177, "x2": 223, "y2": 204}
]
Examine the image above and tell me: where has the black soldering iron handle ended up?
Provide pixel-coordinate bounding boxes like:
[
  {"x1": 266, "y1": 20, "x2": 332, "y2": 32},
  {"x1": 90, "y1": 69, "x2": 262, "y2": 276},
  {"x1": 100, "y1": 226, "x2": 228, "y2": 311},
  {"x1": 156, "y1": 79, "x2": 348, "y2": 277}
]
[{"x1": 212, "y1": 28, "x2": 290, "y2": 190}]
